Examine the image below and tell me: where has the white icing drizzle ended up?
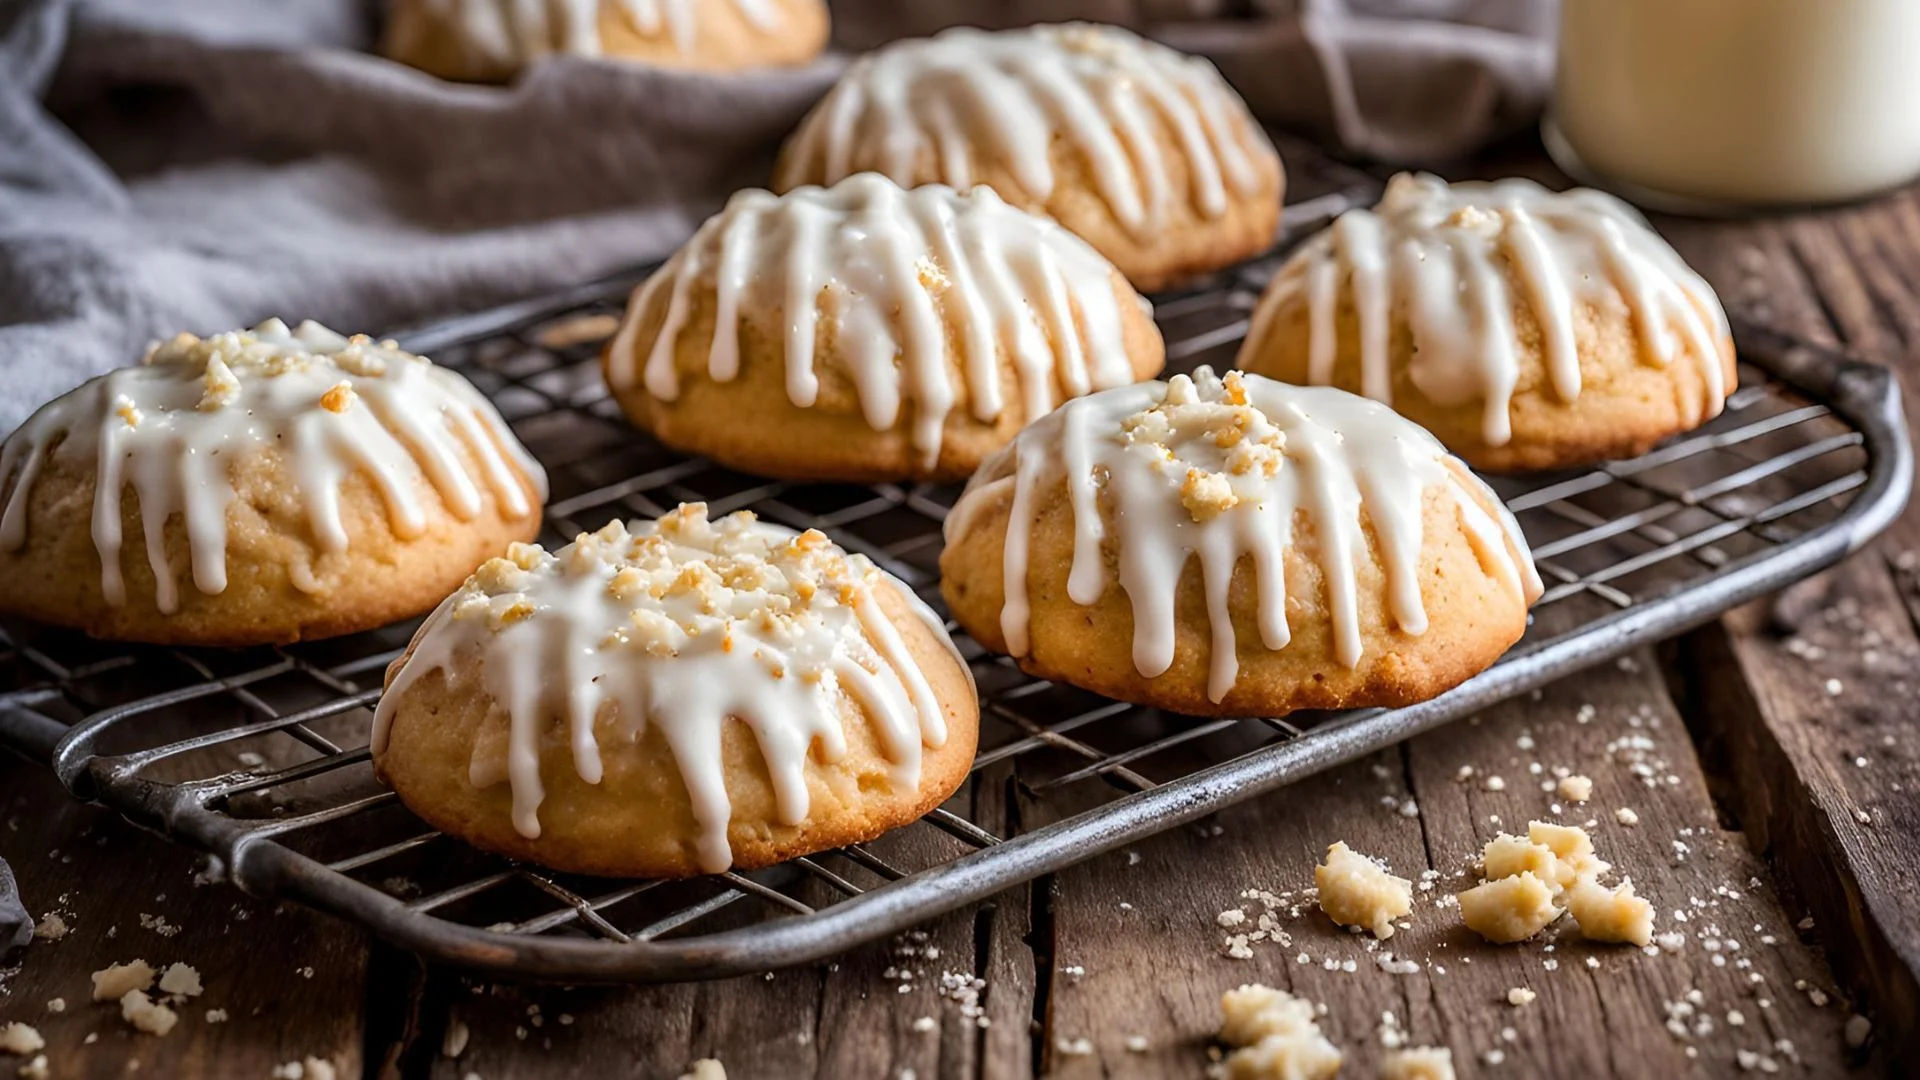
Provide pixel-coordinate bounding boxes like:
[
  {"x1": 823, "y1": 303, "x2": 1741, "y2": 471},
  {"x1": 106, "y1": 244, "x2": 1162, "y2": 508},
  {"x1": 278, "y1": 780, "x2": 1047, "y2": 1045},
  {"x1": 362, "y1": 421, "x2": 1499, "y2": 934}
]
[
  {"x1": 0, "y1": 319, "x2": 545, "y2": 613},
  {"x1": 373, "y1": 506, "x2": 965, "y2": 874},
  {"x1": 947, "y1": 368, "x2": 1541, "y2": 703},
  {"x1": 608, "y1": 175, "x2": 1145, "y2": 469},
  {"x1": 422, "y1": 0, "x2": 779, "y2": 65},
  {"x1": 775, "y1": 23, "x2": 1271, "y2": 236},
  {"x1": 1244, "y1": 173, "x2": 1731, "y2": 446}
]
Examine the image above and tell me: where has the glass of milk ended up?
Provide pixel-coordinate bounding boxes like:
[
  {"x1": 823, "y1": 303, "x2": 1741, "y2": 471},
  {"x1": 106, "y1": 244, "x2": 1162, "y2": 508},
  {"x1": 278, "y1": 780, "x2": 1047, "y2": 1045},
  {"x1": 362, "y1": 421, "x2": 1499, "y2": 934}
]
[{"x1": 1546, "y1": 0, "x2": 1920, "y2": 211}]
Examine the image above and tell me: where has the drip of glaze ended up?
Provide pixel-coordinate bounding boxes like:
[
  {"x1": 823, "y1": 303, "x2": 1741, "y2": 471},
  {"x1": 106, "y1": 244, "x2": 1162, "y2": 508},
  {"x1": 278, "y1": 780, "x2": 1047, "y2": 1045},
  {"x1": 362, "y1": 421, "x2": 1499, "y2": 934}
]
[
  {"x1": 775, "y1": 23, "x2": 1271, "y2": 236},
  {"x1": 607, "y1": 175, "x2": 1144, "y2": 470},
  {"x1": 1244, "y1": 173, "x2": 1731, "y2": 447},
  {"x1": 946, "y1": 368, "x2": 1542, "y2": 703},
  {"x1": 426, "y1": 0, "x2": 778, "y2": 63},
  {"x1": 373, "y1": 507, "x2": 966, "y2": 875},
  {"x1": 0, "y1": 319, "x2": 545, "y2": 614}
]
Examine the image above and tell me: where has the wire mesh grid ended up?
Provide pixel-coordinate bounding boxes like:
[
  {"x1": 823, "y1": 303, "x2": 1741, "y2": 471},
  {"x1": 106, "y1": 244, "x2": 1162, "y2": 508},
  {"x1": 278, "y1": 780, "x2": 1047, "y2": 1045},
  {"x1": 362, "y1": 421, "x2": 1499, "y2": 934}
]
[{"x1": 0, "y1": 187, "x2": 1910, "y2": 982}]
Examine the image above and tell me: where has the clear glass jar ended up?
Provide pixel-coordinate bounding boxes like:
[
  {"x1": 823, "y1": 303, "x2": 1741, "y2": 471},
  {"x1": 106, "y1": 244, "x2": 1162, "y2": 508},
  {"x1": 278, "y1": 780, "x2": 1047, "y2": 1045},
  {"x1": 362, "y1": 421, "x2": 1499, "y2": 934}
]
[{"x1": 1546, "y1": 0, "x2": 1920, "y2": 211}]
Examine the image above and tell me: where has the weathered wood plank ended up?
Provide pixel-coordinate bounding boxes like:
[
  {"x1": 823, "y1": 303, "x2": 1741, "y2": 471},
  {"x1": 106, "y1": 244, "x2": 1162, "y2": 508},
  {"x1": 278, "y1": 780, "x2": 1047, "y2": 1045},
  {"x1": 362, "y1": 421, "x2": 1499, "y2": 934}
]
[
  {"x1": 4, "y1": 149, "x2": 1916, "y2": 1080},
  {"x1": 415, "y1": 767, "x2": 1039, "y2": 1080},
  {"x1": 1661, "y1": 189, "x2": 1920, "y2": 1069},
  {"x1": 0, "y1": 756, "x2": 368, "y2": 1078},
  {"x1": 969, "y1": 758, "x2": 1041, "y2": 1080},
  {"x1": 1030, "y1": 643, "x2": 1855, "y2": 1078},
  {"x1": 1672, "y1": 562, "x2": 1920, "y2": 1067}
]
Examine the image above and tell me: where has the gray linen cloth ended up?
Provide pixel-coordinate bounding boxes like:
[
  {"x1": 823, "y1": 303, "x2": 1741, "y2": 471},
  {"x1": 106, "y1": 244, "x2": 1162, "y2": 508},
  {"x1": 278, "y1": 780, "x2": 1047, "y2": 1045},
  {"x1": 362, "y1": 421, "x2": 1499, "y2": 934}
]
[{"x1": 0, "y1": 0, "x2": 1552, "y2": 432}]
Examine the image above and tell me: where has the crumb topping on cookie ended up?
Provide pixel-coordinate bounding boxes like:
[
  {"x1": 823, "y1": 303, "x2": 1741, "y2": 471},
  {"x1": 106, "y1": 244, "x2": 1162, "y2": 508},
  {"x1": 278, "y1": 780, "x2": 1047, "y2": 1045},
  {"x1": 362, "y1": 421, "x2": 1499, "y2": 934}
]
[
  {"x1": 947, "y1": 368, "x2": 1542, "y2": 702},
  {"x1": 0, "y1": 318, "x2": 545, "y2": 614},
  {"x1": 149, "y1": 321, "x2": 399, "y2": 384},
  {"x1": 376, "y1": 503, "x2": 967, "y2": 874},
  {"x1": 1246, "y1": 172, "x2": 1730, "y2": 446},
  {"x1": 452, "y1": 508, "x2": 898, "y2": 663},
  {"x1": 776, "y1": 23, "x2": 1273, "y2": 233},
  {"x1": 608, "y1": 174, "x2": 1144, "y2": 470},
  {"x1": 1120, "y1": 371, "x2": 1287, "y2": 522}
]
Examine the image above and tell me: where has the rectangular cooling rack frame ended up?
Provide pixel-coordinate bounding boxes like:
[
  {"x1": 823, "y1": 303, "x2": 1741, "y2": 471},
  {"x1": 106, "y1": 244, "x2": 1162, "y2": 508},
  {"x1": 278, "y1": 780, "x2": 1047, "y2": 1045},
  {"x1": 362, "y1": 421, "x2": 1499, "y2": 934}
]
[{"x1": 0, "y1": 177, "x2": 1911, "y2": 984}]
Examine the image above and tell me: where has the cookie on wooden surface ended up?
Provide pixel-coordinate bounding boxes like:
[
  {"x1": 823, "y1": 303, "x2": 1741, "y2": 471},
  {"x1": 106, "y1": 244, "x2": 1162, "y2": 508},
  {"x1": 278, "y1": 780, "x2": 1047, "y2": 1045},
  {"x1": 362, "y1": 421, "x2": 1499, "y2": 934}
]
[
  {"x1": 382, "y1": 0, "x2": 829, "y2": 82},
  {"x1": 774, "y1": 23, "x2": 1284, "y2": 292}
]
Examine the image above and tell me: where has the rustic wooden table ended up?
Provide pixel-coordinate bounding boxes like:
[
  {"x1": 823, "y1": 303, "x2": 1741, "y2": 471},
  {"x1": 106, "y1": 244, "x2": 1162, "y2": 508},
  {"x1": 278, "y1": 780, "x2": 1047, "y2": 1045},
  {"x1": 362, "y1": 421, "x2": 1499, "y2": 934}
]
[{"x1": 3, "y1": 143, "x2": 1918, "y2": 1080}]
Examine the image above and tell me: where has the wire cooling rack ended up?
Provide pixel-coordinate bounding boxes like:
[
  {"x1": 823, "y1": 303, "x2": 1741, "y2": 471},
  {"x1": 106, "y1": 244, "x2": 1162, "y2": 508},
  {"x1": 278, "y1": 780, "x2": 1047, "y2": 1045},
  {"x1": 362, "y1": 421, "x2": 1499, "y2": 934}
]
[{"x1": 0, "y1": 182, "x2": 1910, "y2": 983}]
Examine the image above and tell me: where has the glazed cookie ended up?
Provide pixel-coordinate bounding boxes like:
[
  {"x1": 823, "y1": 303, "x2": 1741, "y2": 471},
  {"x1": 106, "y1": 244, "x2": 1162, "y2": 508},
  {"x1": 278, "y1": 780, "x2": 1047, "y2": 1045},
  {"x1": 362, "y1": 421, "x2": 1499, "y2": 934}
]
[
  {"x1": 941, "y1": 368, "x2": 1541, "y2": 717},
  {"x1": 373, "y1": 504, "x2": 979, "y2": 878},
  {"x1": 382, "y1": 0, "x2": 829, "y2": 82},
  {"x1": 0, "y1": 320, "x2": 545, "y2": 646},
  {"x1": 605, "y1": 174, "x2": 1164, "y2": 483},
  {"x1": 773, "y1": 23, "x2": 1284, "y2": 292},
  {"x1": 1236, "y1": 173, "x2": 1736, "y2": 472}
]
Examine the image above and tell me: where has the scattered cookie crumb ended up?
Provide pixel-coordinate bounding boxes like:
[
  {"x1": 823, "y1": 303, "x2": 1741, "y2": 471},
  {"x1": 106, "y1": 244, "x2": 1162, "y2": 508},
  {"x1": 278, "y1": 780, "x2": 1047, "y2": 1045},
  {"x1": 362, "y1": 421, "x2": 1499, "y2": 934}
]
[
  {"x1": 1459, "y1": 821, "x2": 1651, "y2": 947},
  {"x1": 270, "y1": 1059, "x2": 339, "y2": 1080},
  {"x1": 32, "y1": 914, "x2": 67, "y2": 941},
  {"x1": 678, "y1": 1060, "x2": 726, "y2": 1080},
  {"x1": 1218, "y1": 985, "x2": 1341, "y2": 1080},
  {"x1": 1459, "y1": 873, "x2": 1561, "y2": 944},
  {"x1": 1316, "y1": 842, "x2": 1413, "y2": 939},
  {"x1": 1566, "y1": 877, "x2": 1655, "y2": 946},
  {"x1": 44, "y1": 999, "x2": 64, "y2": 1015},
  {"x1": 157, "y1": 962, "x2": 203, "y2": 998},
  {"x1": 1482, "y1": 833, "x2": 1574, "y2": 893},
  {"x1": 1221, "y1": 985, "x2": 1316, "y2": 1046},
  {"x1": 92, "y1": 959, "x2": 157, "y2": 1002},
  {"x1": 207, "y1": 1009, "x2": 230, "y2": 1024},
  {"x1": 1506, "y1": 988, "x2": 1536, "y2": 1007},
  {"x1": 19, "y1": 1055, "x2": 49, "y2": 1080},
  {"x1": 1381, "y1": 1046, "x2": 1455, "y2": 1080},
  {"x1": 1527, "y1": 822, "x2": 1608, "y2": 881},
  {"x1": 1556, "y1": 775, "x2": 1593, "y2": 803},
  {"x1": 1125, "y1": 1035, "x2": 1149, "y2": 1053},
  {"x1": 120, "y1": 989, "x2": 179, "y2": 1037},
  {"x1": 0, "y1": 1023, "x2": 46, "y2": 1056},
  {"x1": 1844, "y1": 1014, "x2": 1872, "y2": 1049},
  {"x1": 444, "y1": 1018, "x2": 471, "y2": 1057},
  {"x1": 137, "y1": 912, "x2": 181, "y2": 938},
  {"x1": 1614, "y1": 808, "x2": 1639, "y2": 827}
]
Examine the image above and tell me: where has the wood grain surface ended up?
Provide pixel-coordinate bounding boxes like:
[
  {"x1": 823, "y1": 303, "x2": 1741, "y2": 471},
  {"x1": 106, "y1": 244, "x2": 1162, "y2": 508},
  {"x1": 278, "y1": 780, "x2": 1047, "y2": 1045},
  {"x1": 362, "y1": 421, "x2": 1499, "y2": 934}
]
[{"x1": 4, "y1": 142, "x2": 1919, "y2": 1079}]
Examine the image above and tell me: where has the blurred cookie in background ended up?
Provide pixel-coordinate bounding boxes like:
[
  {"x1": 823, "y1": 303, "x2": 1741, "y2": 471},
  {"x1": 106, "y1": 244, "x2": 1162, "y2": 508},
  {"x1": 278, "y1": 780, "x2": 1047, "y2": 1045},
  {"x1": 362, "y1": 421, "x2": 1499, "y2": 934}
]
[
  {"x1": 382, "y1": 0, "x2": 830, "y2": 82},
  {"x1": 774, "y1": 22, "x2": 1284, "y2": 291}
]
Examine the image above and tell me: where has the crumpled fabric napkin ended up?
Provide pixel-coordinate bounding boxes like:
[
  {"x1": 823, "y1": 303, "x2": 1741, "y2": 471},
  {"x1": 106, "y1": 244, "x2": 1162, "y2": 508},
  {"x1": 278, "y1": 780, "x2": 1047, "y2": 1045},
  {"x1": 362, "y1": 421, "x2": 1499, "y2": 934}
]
[
  {"x1": 0, "y1": 856, "x2": 32, "y2": 959},
  {"x1": 0, "y1": 0, "x2": 1552, "y2": 432}
]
